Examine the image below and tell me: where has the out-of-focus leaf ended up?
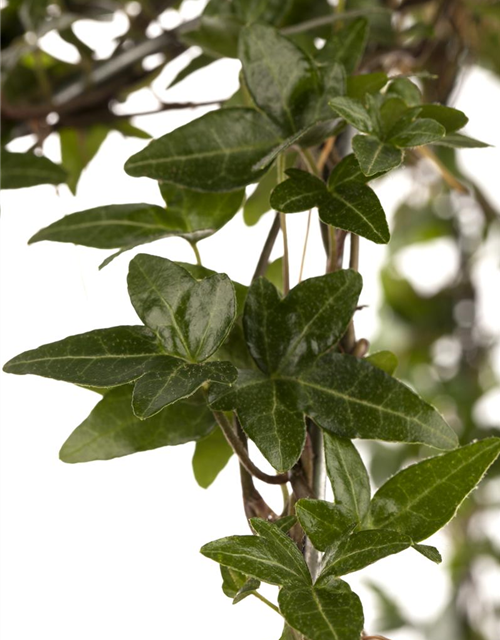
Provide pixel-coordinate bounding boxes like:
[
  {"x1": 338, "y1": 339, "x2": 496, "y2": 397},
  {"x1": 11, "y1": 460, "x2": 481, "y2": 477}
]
[
  {"x1": 1, "y1": 148, "x2": 67, "y2": 189},
  {"x1": 192, "y1": 426, "x2": 233, "y2": 489},
  {"x1": 60, "y1": 125, "x2": 110, "y2": 194}
]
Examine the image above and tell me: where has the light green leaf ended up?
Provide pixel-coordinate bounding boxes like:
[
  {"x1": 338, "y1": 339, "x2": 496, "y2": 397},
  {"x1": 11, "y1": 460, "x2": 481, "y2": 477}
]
[
  {"x1": 243, "y1": 164, "x2": 278, "y2": 226},
  {"x1": 60, "y1": 125, "x2": 110, "y2": 194},
  {"x1": 232, "y1": 577, "x2": 261, "y2": 604},
  {"x1": 59, "y1": 386, "x2": 214, "y2": 463},
  {"x1": 365, "y1": 350, "x2": 398, "y2": 375},
  {"x1": 239, "y1": 23, "x2": 320, "y2": 134},
  {"x1": 1, "y1": 148, "x2": 67, "y2": 189},
  {"x1": 132, "y1": 358, "x2": 236, "y2": 418},
  {"x1": 346, "y1": 72, "x2": 388, "y2": 100},
  {"x1": 389, "y1": 118, "x2": 445, "y2": 148},
  {"x1": 317, "y1": 17, "x2": 369, "y2": 74},
  {"x1": 329, "y1": 96, "x2": 372, "y2": 133},
  {"x1": 295, "y1": 499, "x2": 354, "y2": 551},
  {"x1": 221, "y1": 566, "x2": 248, "y2": 598},
  {"x1": 386, "y1": 77, "x2": 422, "y2": 106},
  {"x1": 352, "y1": 134, "x2": 404, "y2": 176},
  {"x1": 3, "y1": 326, "x2": 163, "y2": 387},
  {"x1": 317, "y1": 530, "x2": 412, "y2": 582},
  {"x1": 368, "y1": 438, "x2": 500, "y2": 541},
  {"x1": 128, "y1": 255, "x2": 236, "y2": 362},
  {"x1": 278, "y1": 580, "x2": 364, "y2": 640},
  {"x1": 300, "y1": 353, "x2": 458, "y2": 451},
  {"x1": 124, "y1": 108, "x2": 283, "y2": 192},
  {"x1": 413, "y1": 543, "x2": 442, "y2": 564},
  {"x1": 324, "y1": 432, "x2": 371, "y2": 522},
  {"x1": 193, "y1": 426, "x2": 233, "y2": 489}
]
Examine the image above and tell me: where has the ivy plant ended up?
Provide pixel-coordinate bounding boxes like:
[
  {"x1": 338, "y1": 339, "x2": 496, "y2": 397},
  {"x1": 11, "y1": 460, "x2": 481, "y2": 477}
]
[{"x1": 2, "y1": 1, "x2": 499, "y2": 639}]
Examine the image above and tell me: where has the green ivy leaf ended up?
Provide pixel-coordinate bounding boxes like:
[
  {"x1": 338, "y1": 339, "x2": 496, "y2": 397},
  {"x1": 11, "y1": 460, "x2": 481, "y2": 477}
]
[
  {"x1": 317, "y1": 530, "x2": 412, "y2": 582},
  {"x1": 433, "y1": 132, "x2": 490, "y2": 148},
  {"x1": 346, "y1": 72, "x2": 388, "y2": 100},
  {"x1": 413, "y1": 543, "x2": 442, "y2": 564},
  {"x1": 232, "y1": 577, "x2": 261, "y2": 604},
  {"x1": 192, "y1": 426, "x2": 233, "y2": 489},
  {"x1": 128, "y1": 255, "x2": 236, "y2": 362},
  {"x1": 243, "y1": 164, "x2": 278, "y2": 226},
  {"x1": 352, "y1": 134, "x2": 404, "y2": 176},
  {"x1": 389, "y1": 118, "x2": 446, "y2": 148},
  {"x1": 221, "y1": 566, "x2": 248, "y2": 598},
  {"x1": 278, "y1": 580, "x2": 364, "y2": 640},
  {"x1": 167, "y1": 52, "x2": 216, "y2": 89},
  {"x1": 295, "y1": 499, "x2": 354, "y2": 551},
  {"x1": 368, "y1": 438, "x2": 500, "y2": 541},
  {"x1": 386, "y1": 77, "x2": 422, "y2": 106},
  {"x1": 270, "y1": 168, "x2": 330, "y2": 213},
  {"x1": 329, "y1": 96, "x2": 372, "y2": 133},
  {"x1": 132, "y1": 359, "x2": 236, "y2": 418},
  {"x1": 365, "y1": 350, "x2": 398, "y2": 375},
  {"x1": 324, "y1": 432, "x2": 371, "y2": 522},
  {"x1": 239, "y1": 23, "x2": 321, "y2": 134},
  {"x1": 124, "y1": 108, "x2": 283, "y2": 192},
  {"x1": 417, "y1": 104, "x2": 468, "y2": 133},
  {"x1": 3, "y1": 326, "x2": 163, "y2": 387},
  {"x1": 316, "y1": 17, "x2": 369, "y2": 74},
  {"x1": 1, "y1": 149, "x2": 67, "y2": 189},
  {"x1": 300, "y1": 353, "x2": 458, "y2": 451},
  {"x1": 60, "y1": 125, "x2": 110, "y2": 194},
  {"x1": 59, "y1": 386, "x2": 214, "y2": 463},
  {"x1": 201, "y1": 523, "x2": 311, "y2": 586}
]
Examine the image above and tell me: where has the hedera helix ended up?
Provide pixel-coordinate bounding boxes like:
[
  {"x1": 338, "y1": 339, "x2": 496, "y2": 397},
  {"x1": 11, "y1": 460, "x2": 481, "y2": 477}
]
[{"x1": 3, "y1": 10, "x2": 497, "y2": 640}]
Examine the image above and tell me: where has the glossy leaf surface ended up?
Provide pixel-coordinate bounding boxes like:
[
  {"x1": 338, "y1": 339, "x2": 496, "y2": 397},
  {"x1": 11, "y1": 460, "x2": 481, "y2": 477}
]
[
  {"x1": 124, "y1": 108, "x2": 282, "y2": 192},
  {"x1": 295, "y1": 499, "x2": 354, "y2": 551},
  {"x1": 278, "y1": 580, "x2": 364, "y2": 640},
  {"x1": 368, "y1": 438, "x2": 500, "y2": 541},
  {"x1": 3, "y1": 326, "x2": 163, "y2": 387},
  {"x1": 128, "y1": 255, "x2": 236, "y2": 362},
  {"x1": 59, "y1": 387, "x2": 214, "y2": 463}
]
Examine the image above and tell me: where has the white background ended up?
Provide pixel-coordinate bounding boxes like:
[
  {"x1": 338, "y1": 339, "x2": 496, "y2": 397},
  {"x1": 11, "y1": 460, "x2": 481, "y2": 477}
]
[{"x1": 1, "y1": 5, "x2": 500, "y2": 639}]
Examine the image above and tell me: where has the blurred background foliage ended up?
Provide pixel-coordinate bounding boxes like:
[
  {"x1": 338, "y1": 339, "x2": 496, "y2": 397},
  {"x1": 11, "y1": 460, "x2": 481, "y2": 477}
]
[{"x1": 2, "y1": 1, "x2": 499, "y2": 638}]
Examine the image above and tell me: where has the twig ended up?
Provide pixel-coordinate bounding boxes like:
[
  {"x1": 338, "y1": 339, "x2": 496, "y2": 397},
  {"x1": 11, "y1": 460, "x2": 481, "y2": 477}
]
[
  {"x1": 252, "y1": 213, "x2": 281, "y2": 282},
  {"x1": 281, "y1": 8, "x2": 391, "y2": 35},
  {"x1": 298, "y1": 211, "x2": 312, "y2": 283},
  {"x1": 213, "y1": 411, "x2": 290, "y2": 485},
  {"x1": 277, "y1": 155, "x2": 290, "y2": 294},
  {"x1": 415, "y1": 146, "x2": 468, "y2": 194}
]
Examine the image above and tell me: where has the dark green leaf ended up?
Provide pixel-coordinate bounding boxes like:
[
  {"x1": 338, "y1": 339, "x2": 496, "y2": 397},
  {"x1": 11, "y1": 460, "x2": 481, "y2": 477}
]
[
  {"x1": 324, "y1": 432, "x2": 371, "y2": 522},
  {"x1": 210, "y1": 371, "x2": 306, "y2": 472},
  {"x1": 413, "y1": 544, "x2": 442, "y2": 564},
  {"x1": 317, "y1": 530, "x2": 412, "y2": 581},
  {"x1": 239, "y1": 23, "x2": 320, "y2": 134},
  {"x1": 417, "y1": 104, "x2": 468, "y2": 133},
  {"x1": 368, "y1": 438, "x2": 500, "y2": 541},
  {"x1": 301, "y1": 353, "x2": 458, "y2": 450},
  {"x1": 221, "y1": 566, "x2": 248, "y2": 598},
  {"x1": 232, "y1": 577, "x2": 261, "y2": 604},
  {"x1": 128, "y1": 255, "x2": 236, "y2": 362},
  {"x1": 3, "y1": 326, "x2": 163, "y2": 387},
  {"x1": 352, "y1": 135, "x2": 404, "y2": 176},
  {"x1": 132, "y1": 359, "x2": 236, "y2": 418},
  {"x1": 365, "y1": 350, "x2": 398, "y2": 375},
  {"x1": 59, "y1": 125, "x2": 110, "y2": 194},
  {"x1": 124, "y1": 108, "x2": 283, "y2": 192},
  {"x1": 59, "y1": 387, "x2": 214, "y2": 463},
  {"x1": 433, "y1": 132, "x2": 490, "y2": 148},
  {"x1": 192, "y1": 426, "x2": 233, "y2": 489},
  {"x1": 275, "y1": 516, "x2": 298, "y2": 533},
  {"x1": 346, "y1": 72, "x2": 388, "y2": 100},
  {"x1": 278, "y1": 580, "x2": 364, "y2": 640},
  {"x1": 389, "y1": 118, "x2": 445, "y2": 148},
  {"x1": 243, "y1": 164, "x2": 278, "y2": 226},
  {"x1": 167, "y1": 52, "x2": 216, "y2": 88},
  {"x1": 295, "y1": 499, "x2": 354, "y2": 551},
  {"x1": 317, "y1": 18, "x2": 369, "y2": 74},
  {"x1": 326, "y1": 154, "x2": 375, "y2": 189},
  {"x1": 270, "y1": 168, "x2": 330, "y2": 213},
  {"x1": 329, "y1": 97, "x2": 372, "y2": 133},
  {"x1": 386, "y1": 77, "x2": 422, "y2": 106},
  {"x1": 1, "y1": 149, "x2": 67, "y2": 189}
]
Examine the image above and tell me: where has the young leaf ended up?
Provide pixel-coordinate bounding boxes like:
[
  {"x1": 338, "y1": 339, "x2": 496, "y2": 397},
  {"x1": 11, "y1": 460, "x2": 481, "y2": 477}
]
[
  {"x1": 192, "y1": 426, "x2": 233, "y2": 489},
  {"x1": 317, "y1": 18, "x2": 369, "y2": 74},
  {"x1": 132, "y1": 359, "x2": 237, "y2": 418},
  {"x1": 329, "y1": 97, "x2": 372, "y2": 133},
  {"x1": 278, "y1": 580, "x2": 364, "y2": 640},
  {"x1": 232, "y1": 577, "x2": 261, "y2": 604},
  {"x1": 389, "y1": 118, "x2": 446, "y2": 148},
  {"x1": 124, "y1": 108, "x2": 283, "y2": 192},
  {"x1": 1, "y1": 149, "x2": 67, "y2": 189},
  {"x1": 59, "y1": 387, "x2": 215, "y2": 463},
  {"x1": 352, "y1": 134, "x2": 404, "y2": 176},
  {"x1": 317, "y1": 530, "x2": 412, "y2": 582},
  {"x1": 128, "y1": 255, "x2": 236, "y2": 362},
  {"x1": 324, "y1": 432, "x2": 371, "y2": 522},
  {"x1": 300, "y1": 353, "x2": 458, "y2": 451},
  {"x1": 295, "y1": 499, "x2": 354, "y2": 551},
  {"x1": 210, "y1": 371, "x2": 306, "y2": 472},
  {"x1": 365, "y1": 350, "x2": 398, "y2": 375},
  {"x1": 368, "y1": 438, "x2": 500, "y2": 541},
  {"x1": 220, "y1": 566, "x2": 248, "y2": 598},
  {"x1": 3, "y1": 326, "x2": 163, "y2": 387},
  {"x1": 413, "y1": 544, "x2": 442, "y2": 564},
  {"x1": 239, "y1": 23, "x2": 320, "y2": 134}
]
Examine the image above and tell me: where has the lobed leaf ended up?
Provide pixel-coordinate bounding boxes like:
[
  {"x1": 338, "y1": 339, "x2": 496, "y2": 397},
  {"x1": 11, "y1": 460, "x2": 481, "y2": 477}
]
[{"x1": 295, "y1": 499, "x2": 354, "y2": 551}]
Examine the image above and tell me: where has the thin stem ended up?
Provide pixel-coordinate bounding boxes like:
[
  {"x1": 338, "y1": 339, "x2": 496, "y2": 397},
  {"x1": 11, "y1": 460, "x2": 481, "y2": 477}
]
[
  {"x1": 304, "y1": 424, "x2": 326, "y2": 581},
  {"x1": 326, "y1": 226, "x2": 338, "y2": 273},
  {"x1": 349, "y1": 233, "x2": 360, "y2": 271},
  {"x1": 190, "y1": 242, "x2": 202, "y2": 266},
  {"x1": 415, "y1": 146, "x2": 468, "y2": 194},
  {"x1": 300, "y1": 148, "x2": 320, "y2": 176},
  {"x1": 252, "y1": 592, "x2": 282, "y2": 615},
  {"x1": 277, "y1": 154, "x2": 290, "y2": 295},
  {"x1": 252, "y1": 213, "x2": 281, "y2": 282},
  {"x1": 213, "y1": 411, "x2": 290, "y2": 485},
  {"x1": 298, "y1": 211, "x2": 312, "y2": 282},
  {"x1": 281, "y1": 8, "x2": 390, "y2": 35}
]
